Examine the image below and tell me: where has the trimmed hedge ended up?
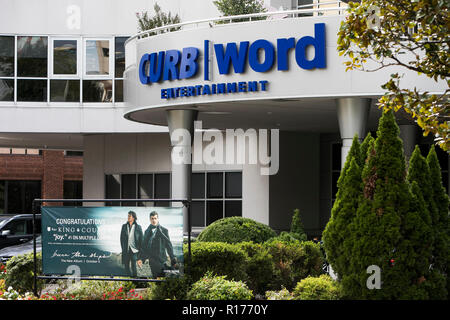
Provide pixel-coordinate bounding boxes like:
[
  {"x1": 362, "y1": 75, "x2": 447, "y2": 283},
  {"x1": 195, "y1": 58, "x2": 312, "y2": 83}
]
[
  {"x1": 293, "y1": 275, "x2": 340, "y2": 300},
  {"x1": 184, "y1": 242, "x2": 248, "y2": 283},
  {"x1": 197, "y1": 217, "x2": 277, "y2": 244},
  {"x1": 187, "y1": 272, "x2": 253, "y2": 300}
]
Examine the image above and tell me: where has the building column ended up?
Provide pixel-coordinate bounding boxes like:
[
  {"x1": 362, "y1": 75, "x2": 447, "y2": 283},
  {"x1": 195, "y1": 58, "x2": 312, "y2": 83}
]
[
  {"x1": 399, "y1": 124, "x2": 418, "y2": 161},
  {"x1": 336, "y1": 98, "x2": 372, "y2": 168},
  {"x1": 42, "y1": 150, "x2": 64, "y2": 206},
  {"x1": 166, "y1": 109, "x2": 198, "y2": 234}
]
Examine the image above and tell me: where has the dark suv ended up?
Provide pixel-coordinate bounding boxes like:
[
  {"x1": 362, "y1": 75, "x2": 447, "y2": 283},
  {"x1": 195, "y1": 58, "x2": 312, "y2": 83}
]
[{"x1": 0, "y1": 214, "x2": 41, "y2": 250}]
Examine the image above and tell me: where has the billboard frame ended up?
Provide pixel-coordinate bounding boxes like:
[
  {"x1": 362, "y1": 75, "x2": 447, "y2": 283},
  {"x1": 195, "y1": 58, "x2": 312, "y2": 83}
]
[{"x1": 31, "y1": 198, "x2": 191, "y2": 296}]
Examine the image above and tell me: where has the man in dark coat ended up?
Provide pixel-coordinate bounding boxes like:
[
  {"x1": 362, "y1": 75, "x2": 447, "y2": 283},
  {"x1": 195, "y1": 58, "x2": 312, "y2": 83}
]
[
  {"x1": 120, "y1": 211, "x2": 143, "y2": 277},
  {"x1": 137, "y1": 211, "x2": 177, "y2": 278}
]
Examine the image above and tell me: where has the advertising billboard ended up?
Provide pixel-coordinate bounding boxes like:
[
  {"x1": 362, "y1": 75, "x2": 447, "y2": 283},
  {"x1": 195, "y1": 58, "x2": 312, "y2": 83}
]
[{"x1": 41, "y1": 206, "x2": 184, "y2": 278}]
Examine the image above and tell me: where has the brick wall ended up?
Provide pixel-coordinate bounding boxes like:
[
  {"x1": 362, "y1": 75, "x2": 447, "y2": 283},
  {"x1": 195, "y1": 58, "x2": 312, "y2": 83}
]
[{"x1": 0, "y1": 150, "x2": 83, "y2": 206}]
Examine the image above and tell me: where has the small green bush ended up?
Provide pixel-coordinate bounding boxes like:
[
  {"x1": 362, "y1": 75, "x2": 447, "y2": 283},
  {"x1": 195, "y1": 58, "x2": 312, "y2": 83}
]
[
  {"x1": 237, "y1": 242, "x2": 274, "y2": 295},
  {"x1": 293, "y1": 275, "x2": 340, "y2": 300},
  {"x1": 264, "y1": 239, "x2": 323, "y2": 290},
  {"x1": 185, "y1": 242, "x2": 247, "y2": 282},
  {"x1": 265, "y1": 287, "x2": 294, "y2": 300},
  {"x1": 187, "y1": 272, "x2": 253, "y2": 300},
  {"x1": 197, "y1": 217, "x2": 276, "y2": 244},
  {"x1": 148, "y1": 275, "x2": 193, "y2": 300},
  {"x1": 5, "y1": 252, "x2": 44, "y2": 295},
  {"x1": 66, "y1": 279, "x2": 135, "y2": 300}
]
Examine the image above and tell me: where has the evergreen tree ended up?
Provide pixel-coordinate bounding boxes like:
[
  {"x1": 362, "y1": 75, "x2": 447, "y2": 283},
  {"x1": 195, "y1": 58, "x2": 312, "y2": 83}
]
[
  {"x1": 426, "y1": 146, "x2": 449, "y2": 297},
  {"x1": 323, "y1": 157, "x2": 362, "y2": 279},
  {"x1": 290, "y1": 209, "x2": 307, "y2": 241},
  {"x1": 360, "y1": 133, "x2": 374, "y2": 167},
  {"x1": 344, "y1": 110, "x2": 412, "y2": 299},
  {"x1": 323, "y1": 136, "x2": 361, "y2": 279}
]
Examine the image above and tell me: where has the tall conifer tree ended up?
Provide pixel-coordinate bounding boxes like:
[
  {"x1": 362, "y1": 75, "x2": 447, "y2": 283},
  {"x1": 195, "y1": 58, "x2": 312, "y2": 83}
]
[{"x1": 344, "y1": 111, "x2": 412, "y2": 299}]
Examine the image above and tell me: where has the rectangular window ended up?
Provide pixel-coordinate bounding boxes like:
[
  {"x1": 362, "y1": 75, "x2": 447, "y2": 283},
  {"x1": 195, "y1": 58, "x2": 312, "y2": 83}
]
[
  {"x1": 192, "y1": 171, "x2": 242, "y2": 228},
  {"x1": 206, "y1": 201, "x2": 223, "y2": 225},
  {"x1": 50, "y1": 80, "x2": 80, "y2": 102},
  {"x1": 191, "y1": 201, "x2": 205, "y2": 227},
  {"x1": 105, "y1": 174, "x2": 120, "y2": 206},
  {"x1": 114, "y1": 79, "x2": 123, "y2": 102},
  {"x1": 53, "y1": 40, "x2": 77, "y2": 75},
  {"x1": 138, "y1": 174, "x2": 153, "y2": 206},
  {"x1": 17, "y1": 79, "x2": 47, "y2": 102},
  {"x1": 0, "y1": 79, "x2": 14, "y2": 101},
  {"x1": 5, "y1": 180, "x2": 41, "y2": 214},
  {"x1": 85, "y1": 39, "x2": 110, "y2": 76},
  {"x1": 0, "y1": 36, "x2": 15, "y2": 77},
  {"x1": 121, "y1": 174, "x2": 137, "y2": 206},
  {"x1": 17, "y1": 36, "x2": 48, "y2": 77},
  {"x1": 207, "y1": 172, "x2": 223, "y2": 198},
  {"x1": 82, "y1": 80, "x2": 112, "y2": 102},
  {"x1": 225, "y1": 172, "x2": 242, "y2": 198},
  {"x1": 115, "y1": 37, "x2": 128, "y2": 78},
  {"x1": 154, "y1": 173, "x2": 170, "y2": 206},
  {"x1": 63, "y1": 180, "x2": 82, "y2": 206}
]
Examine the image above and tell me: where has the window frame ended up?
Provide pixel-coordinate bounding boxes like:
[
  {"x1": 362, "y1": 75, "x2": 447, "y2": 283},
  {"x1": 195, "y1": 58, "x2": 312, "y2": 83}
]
[
  {"x1": 83, "y1": 37, "x2": 113, "y2": 80},
  {"x1": 49, "y1": 37, "x2": 81, "y2": 78}
]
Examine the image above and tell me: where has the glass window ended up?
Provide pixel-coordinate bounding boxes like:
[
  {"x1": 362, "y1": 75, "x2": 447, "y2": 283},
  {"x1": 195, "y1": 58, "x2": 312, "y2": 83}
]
[
  {"x1": 121, "y1": 174, "x2": 137, "y2": 206},
  {"x1": 332, "y1": 143, "x2": 342, "y2": 171},
  {"x1": 192, "y1": 173, "x2": 205, "y2": 199},
  {"x1": 50, "y1": 80, "x2": 80, "y2": 102},
  {"x1": 53, "y1": 40, "x2": 77, "y2": 75},
  {"x1": 154, "y1": 173, "x2": 170, "y2": 206},
  {"x1": 17, "y1": 79, "x2": 47, "y2": 102},
  {"x1": 17, "y1": 36, "x2": 48, "y2": 77},
  {"x1": 6, "y1": 180, "x2": 40, "y2": 214},
  {"x1": 105, "y1": 174, "x2": 120, "y2": 206},
  {"x1": 115, "y1": 37, "x2": 128, "y2": 78},
  {"x1": 138, "y1": 174, "x2": 153, "y2": 206},
  {"x1": 4, "y1": 219, "x2": 27, "y2": 235},
  {"x1": 191, "y1": 201, "x2": 205, "y2": 227},
  {"x1": 225, "y1": 200, "x2": 242, "y2": 218},
  {"x1": 83, "y1": 80, "x2": 112, "y2": 102},
  {"x1": 0, "y1": 79, "x2": 14, "y2": 101},
  {"x1": 63, "y1": 180, "x2": 82, "y2": 206},
  {"x1": 225, "y1": 172, "x2": 242, "y2": 198},
  {"x1": 115, "y1": 79, "x2": 123, "y2": 102},
  {"x1": 206, "y1": 201, "x2": 223, "y2": 224},
  {"x1": 85, "y1": 40, "x2": 109, "y2": 75},
  {"x1": 207, "y1": 172, "x2": 223, "y2": 198},
  {"x1": 0, "y1": 36, "x2": 14, "y2": 77}
]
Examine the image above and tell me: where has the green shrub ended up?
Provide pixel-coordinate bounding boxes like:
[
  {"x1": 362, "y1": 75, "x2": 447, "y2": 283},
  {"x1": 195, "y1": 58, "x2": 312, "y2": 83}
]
[
  {"x1": 5, "y1": 252, "x2": 44, "y2": 295},
  {"x1": 197, "y1": 217, "x2": 276, "y2": 244},
  {"x1": 66, "y1": 279, "x2": 135, "y2": 300},
  {"x1": 263, "y1": 240, "x2": 323, "y2": 290},
  {"x1": 293, "y1": 275, "x2": 340, "y2": 300},
  {"x1": 290, "y1": 209, "x2": 308, "y2": 241},
  {"x1": 185, "y1": 242, "x2": 248, "y2": 282},
  {"x1": 237, "y1": 242, "x2": 274, "y2": 295},
  {"x1": 187, "y1": 272, "x2": 253, "y2": 300},
  {"x1": 265, "y1": 287, "x2": 294, "y2": 300},
  {"x1": 148, "y1": 275, "x2": 193, "y2": 300}
]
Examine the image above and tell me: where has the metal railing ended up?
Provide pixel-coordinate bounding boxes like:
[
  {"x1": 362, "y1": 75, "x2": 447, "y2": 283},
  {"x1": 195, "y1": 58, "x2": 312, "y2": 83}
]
[{"x1": 125, "y1": 1, "x2": 348, "y2": 45}]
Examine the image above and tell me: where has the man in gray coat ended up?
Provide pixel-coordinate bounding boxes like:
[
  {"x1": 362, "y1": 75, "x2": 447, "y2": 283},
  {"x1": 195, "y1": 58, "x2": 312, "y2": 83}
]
[{"x1": 120, "y1": 211, "x2": 143, "y2": 277}]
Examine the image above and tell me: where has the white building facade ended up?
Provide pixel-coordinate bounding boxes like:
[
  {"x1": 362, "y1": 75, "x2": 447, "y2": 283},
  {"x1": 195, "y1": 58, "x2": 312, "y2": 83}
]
[{"x1": 0, "y1": 0, "x2": 448, "y2": 237}]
